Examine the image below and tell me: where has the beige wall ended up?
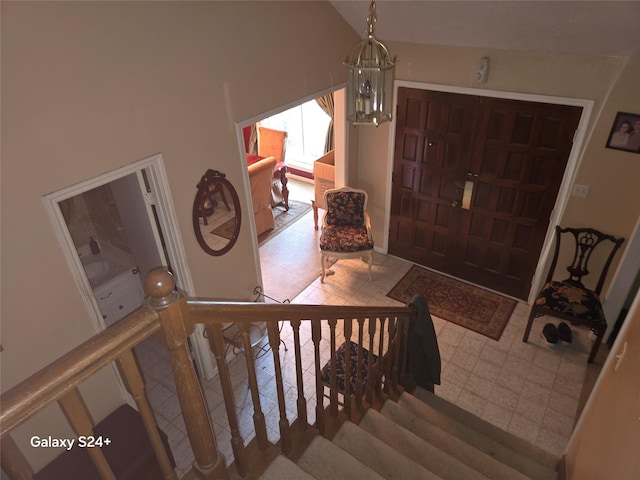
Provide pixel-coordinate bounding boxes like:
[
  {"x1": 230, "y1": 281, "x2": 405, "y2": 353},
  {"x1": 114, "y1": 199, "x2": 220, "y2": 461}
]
[
  {"x1": 357, "y1": 42, "x2": 640, "y2": 300},
  {"x1": 562, "y1": 57, "x2": 640, "y2": 238},
  {"x1": 565, "y1": 287, "x2": 640, "y2": 478},
  {"x1": 1, "y1": 1, "x2": 358, "y2": 469}
]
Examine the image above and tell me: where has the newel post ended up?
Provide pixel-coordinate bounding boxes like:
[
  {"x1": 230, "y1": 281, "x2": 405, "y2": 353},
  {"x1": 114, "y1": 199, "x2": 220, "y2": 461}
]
[{"x1": 145, "y1": 268, "x2": 229, "y2": 480}]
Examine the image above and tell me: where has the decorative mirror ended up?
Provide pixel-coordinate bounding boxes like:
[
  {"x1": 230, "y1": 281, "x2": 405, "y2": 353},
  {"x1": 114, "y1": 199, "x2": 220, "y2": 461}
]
[{"x1": 192, "y1": 169, "x2": 241, "y2": 256}]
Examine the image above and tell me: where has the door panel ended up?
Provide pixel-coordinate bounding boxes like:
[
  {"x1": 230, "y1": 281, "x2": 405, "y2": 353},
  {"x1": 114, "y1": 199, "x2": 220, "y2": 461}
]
[
  {"x1": 389, "y1": 89, "x2": 480, "y2": 273},
  {"x1": 390, "y1": 88, "x2": 582, "y2": 300}
]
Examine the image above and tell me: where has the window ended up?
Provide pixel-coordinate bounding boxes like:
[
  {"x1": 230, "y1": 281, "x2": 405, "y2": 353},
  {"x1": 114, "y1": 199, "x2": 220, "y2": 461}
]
[{"x1": 260, "y1": 99, "x2": 330, "y2": 172}]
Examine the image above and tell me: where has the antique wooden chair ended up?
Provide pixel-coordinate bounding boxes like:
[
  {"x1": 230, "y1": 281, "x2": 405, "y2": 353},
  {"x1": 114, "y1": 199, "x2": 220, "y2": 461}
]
[
  {"x1": 522, "y1": 226, "x2": 624, "y2": 363},
  {"x1": 194, "y1": 169, "x2": 231, "y2": 226},
  {"x1": 319, "y1": 186, "x2": 374, "y2": 283},
  {"x1": 257, "y1": 126, "x2": 289, "y2": 210}
]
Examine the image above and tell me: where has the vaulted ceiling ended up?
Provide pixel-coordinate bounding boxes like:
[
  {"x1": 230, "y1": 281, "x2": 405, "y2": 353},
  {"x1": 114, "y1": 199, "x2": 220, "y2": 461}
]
[{"x1": 330, "y1": 1, "x2": 640, "y2": 58}]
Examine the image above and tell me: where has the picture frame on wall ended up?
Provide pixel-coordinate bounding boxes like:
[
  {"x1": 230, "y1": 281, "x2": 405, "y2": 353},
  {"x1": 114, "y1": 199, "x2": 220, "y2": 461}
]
[{"x1": 606, "y1": 112, "x2": 640, "y2": 153}]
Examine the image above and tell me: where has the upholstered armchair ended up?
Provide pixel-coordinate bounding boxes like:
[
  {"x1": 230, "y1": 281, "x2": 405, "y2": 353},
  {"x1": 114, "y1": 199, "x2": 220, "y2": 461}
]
[
  {"x1": 319, "y1": 187, "x2": 374, "y2": 283},
  {"x1": 248, "y1": 156, "x2": 277, "y2": 236}
]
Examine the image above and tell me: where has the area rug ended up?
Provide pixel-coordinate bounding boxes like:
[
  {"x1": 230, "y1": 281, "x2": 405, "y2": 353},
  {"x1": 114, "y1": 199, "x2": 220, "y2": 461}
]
[
  {"x1": 258, "y1": 200, "x2": 312, "y2": 246},
  {"x1": 211, "y1": 218, "x2": 236, "y2": 240},
  {"x1": 386, "y1": 265, "x2": 516, "y2": 340}
]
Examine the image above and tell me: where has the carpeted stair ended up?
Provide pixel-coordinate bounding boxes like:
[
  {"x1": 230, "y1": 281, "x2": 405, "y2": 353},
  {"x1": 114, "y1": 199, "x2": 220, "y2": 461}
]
[{"x1": 258, "y1": 387, "x2": 560, "y2": 480}]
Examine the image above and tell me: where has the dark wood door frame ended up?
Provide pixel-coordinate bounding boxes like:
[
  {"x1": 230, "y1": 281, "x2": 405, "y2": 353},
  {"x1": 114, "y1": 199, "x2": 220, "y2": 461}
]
[{"x1": 383, "y1": 81, "x2": 594, "y2": 303}]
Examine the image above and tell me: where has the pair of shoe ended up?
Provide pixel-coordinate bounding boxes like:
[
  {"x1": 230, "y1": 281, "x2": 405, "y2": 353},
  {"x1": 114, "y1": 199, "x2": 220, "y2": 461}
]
[{"x1": 541, "y1": 322, "x2": 572, "y2": 344}]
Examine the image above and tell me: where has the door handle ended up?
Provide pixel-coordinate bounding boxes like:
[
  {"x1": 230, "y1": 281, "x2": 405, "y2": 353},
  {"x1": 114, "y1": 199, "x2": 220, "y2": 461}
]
[
  {"x1": 461, "y1": 180, "x2": 474, "y2": 209},
  {"x1": 615, "y1": 341, "x2": 627, "y2": 372}
]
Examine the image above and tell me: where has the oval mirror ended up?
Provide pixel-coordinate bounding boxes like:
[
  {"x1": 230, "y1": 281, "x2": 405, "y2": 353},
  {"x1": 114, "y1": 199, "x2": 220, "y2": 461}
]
[{"x1": 192, "y1": 169, "x2": 241, "y2": 256}]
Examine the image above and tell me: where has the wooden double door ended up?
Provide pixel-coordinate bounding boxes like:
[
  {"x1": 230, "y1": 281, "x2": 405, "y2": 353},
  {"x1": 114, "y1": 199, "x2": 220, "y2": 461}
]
[{"x1": 389, "y1": 88, "x2": 582, "y2": 300}]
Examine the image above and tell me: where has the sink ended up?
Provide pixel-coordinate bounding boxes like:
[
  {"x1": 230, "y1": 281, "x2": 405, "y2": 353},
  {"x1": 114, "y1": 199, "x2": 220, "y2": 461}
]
[{"x1": 84, "y1": 260, "x2": 110, "y2": 280}]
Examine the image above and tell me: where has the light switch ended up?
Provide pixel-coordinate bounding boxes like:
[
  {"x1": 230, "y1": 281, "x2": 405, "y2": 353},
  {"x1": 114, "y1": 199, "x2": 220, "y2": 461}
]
[{"x1": 572, "y1": 184, "x2": 589, "y2": 198}]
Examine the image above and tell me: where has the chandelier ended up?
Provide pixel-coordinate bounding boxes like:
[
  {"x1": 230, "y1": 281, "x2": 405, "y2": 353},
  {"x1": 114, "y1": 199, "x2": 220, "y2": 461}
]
[{"x1": 344, "y1": 0, "x2": 397, "y2": 126}]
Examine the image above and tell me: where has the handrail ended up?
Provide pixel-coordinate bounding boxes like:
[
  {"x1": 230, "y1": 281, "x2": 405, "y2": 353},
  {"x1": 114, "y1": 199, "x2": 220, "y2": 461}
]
[
  {"x1": 0, "y1": 305, "x2": 161, "y2": 438},
  {"x1": 187, "y1": 299, "x2": 416, "y2": 322}
]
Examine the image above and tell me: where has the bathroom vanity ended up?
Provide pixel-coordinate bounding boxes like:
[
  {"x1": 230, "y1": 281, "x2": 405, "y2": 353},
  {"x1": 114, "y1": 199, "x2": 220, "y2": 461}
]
[
  {"x1": 94, "y1": 271, "x2": 144, "y2": 325},
  {"x1": 79, "y1": 243, "x2": 145, "y2": 326}
]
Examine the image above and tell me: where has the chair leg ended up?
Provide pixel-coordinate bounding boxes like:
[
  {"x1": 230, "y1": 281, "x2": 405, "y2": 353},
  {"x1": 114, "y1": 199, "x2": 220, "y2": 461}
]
[
  {"x1": 320, "y1": 254, "x2": 326, "y2": 283},
  {"x1": 366, "y1": 252, "x2": 373, "y2": 281},
  {"x1": 522, "y1": 309, "x2": 536, "y2": 343},
  {"x1": 588, "y1": 324, "x2": 606, "y2": 364},
  {"x1": 312, "y1": 200, "x2": 319, "y2": 230}
]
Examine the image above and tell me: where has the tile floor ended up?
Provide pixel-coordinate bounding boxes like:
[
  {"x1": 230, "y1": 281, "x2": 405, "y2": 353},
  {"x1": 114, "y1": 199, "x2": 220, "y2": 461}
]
[{"x1": 135, "y1": 177, "x2": 604, "y2": 478}]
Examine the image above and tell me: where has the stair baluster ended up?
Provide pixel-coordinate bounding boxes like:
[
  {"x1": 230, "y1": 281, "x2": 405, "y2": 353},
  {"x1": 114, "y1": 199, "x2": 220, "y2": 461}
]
[
  {"x1": 290, "y1": 319, "x2": 308, "y2": 432},
  {"x1": 0, "y1": 435, "x2": 33, "y2": 480},
  {"x1": 355, "y1": 319, "x2": 365, "y2": 410},
  {"x1": 375, "y1": 317, "x2": 387, "y2": 404},
  {"x1": 267, "y1": 321, "x2": 291, "y2": 455},
  {"x1": 205, "y1": 321, "x2": 246, "y2": 477},
  {"x1": 365, "y1": 318, "x2": 376, "y2": 406},
  {"x1": 385, "y1": 317, "x2": 401, "y2": 400},
  {"x1": 116, "y1": 348, "x2": 178, "y2": 480},
  {"x1": 239, "y1": 322, "x2": 269, "y2": 452},
  {"x1": 311, "y1": 319, "x2": 325, "y2": 436},
  {"x1": 58, "y1": 388, "x2": 116, "y2": 480},
  {"x1": 327, "y1": 318, "x2": 339, "y2": 419},
  {"x1": 343, "y1": 318, "x2": 353, "y2": 419}
]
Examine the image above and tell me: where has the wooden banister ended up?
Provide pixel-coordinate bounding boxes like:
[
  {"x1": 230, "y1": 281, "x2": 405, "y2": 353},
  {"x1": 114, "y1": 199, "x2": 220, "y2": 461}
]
[
  {"x1": 1, "y1": 267, "x2": 417, "y2": 480},
  {"x1": 0, "y1": 306, "x2": 160, "y2": 438},
  {"x1": 187, "y1": 300, "x2": 414, "y2": 323}
]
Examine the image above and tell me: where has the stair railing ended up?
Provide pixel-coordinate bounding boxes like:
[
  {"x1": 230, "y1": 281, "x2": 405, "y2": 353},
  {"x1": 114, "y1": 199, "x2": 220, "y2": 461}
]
[
  {"x1": 1, "y1": 268, "x2": 416, "y2": 480},
  {"x1": 0, "y1": 296, "x2": 181, "y2": 480}
]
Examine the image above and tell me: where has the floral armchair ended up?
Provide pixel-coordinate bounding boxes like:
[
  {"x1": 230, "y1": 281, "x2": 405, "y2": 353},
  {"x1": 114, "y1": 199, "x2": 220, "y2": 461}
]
[{"x1": 319, "y1": 187, "x2": 374, "y2": 283}]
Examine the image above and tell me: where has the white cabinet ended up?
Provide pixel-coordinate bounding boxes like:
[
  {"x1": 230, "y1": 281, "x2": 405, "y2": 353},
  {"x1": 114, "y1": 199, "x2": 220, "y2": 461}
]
[{"x1": 95, "y1": 269, "x2": 145, "y2": 326}]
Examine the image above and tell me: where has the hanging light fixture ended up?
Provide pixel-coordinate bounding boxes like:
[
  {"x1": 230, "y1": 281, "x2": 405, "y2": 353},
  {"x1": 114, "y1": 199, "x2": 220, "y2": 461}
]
[{"x1": 345, "y1": 0, "x2": 397, "y2": 126}]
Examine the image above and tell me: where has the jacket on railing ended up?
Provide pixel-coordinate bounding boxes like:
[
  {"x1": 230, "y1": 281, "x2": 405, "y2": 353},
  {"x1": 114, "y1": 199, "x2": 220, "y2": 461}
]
[{"x1": 407, "y1": 294, "x2": 441, "y2": 392}]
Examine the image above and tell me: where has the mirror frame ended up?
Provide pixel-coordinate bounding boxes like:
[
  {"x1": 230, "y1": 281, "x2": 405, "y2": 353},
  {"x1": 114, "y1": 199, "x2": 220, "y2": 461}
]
[{"x1": 192, "y1": 169, "x2": 241, "y2": 256}]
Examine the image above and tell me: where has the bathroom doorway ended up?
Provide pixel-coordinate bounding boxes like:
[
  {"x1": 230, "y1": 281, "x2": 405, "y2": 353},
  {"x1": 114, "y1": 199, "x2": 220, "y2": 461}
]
[
  {"x1": 58, "y1": 171, "x2": 164, "y2": 326},
  {"x1": 43, "y1": 153, "x2": 215, "y2": 379}
]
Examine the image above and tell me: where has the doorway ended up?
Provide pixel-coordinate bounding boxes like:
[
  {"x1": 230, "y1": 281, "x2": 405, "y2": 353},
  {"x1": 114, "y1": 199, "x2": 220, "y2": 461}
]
[
  {"x1": 389, "y1": 87, "x2": 584, "y2": 300},
  {"x1": 43, "y1": 154, "x2": 215, "y2": 379},
  {"x1": 239, "y1": 88, "x2": 348, "y2": 301},
  {"x1": 58, "y1": 172, "x2": 162, "y2": 326}
]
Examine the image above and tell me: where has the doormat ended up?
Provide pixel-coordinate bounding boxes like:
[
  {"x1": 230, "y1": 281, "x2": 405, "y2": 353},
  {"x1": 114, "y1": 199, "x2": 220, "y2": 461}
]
[
  {"x1": 386, "y1": 265, "x2": 516, "y2": 340},
  {"x1": 258, "y1": 200, "x2": 312, "y2": 246}
]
